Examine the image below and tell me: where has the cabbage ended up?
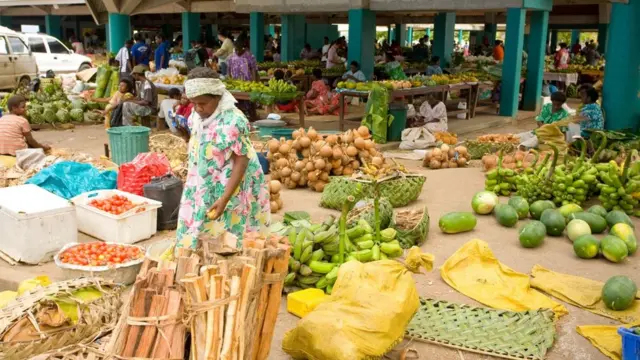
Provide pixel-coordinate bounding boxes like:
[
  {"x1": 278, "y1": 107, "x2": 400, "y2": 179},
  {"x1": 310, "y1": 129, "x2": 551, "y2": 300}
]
[
  {"x1": 84, "y1": 111, "x2": 102, "y2": 123},
  {"x1": 55, "y1": 100, "x2": 69, "y2": 110},
  {"x1": 28, "y1": 103, "x2": 43, "y2": 114},
  {"x1": 86, "y1": 101, "x2": 100, "y2": 110},
  {"x1": 42, "y1": 109, "x2": 56, "y2": 123},
  {"x1": 71, "y1": 99, "x2": 85, "y2": 110},
  {"x1": 56, "y1": 109, "x2": 70, "y2": 123},
  {"x1": 29, "y1": 112, "x2": 45, "y2": 124},
  {"x1": 69, "y1": 108, "x2": 84, "y2": 122}
]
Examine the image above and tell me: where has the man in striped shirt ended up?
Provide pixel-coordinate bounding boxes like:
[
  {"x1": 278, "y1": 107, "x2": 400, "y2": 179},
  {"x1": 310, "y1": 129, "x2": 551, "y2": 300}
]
[{"x1": 0, "y1": 95, "x2": 50, "y2": 160}]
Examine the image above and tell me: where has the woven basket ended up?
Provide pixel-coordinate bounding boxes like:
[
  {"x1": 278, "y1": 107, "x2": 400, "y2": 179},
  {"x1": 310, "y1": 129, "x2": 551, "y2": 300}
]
[
  {"x1": 320, "y1": 175, "x2": 426, "y2": 210},
  {"x1": 346, "y1": 198, "x2": 393, "y2": 229},
  {"x1": 391, "y1": 206, "x2": 430, "y2": 249},
  {"x1": 406, "y1": 298, "x2": 556, "y2": 360},
  {"x1": 464, "y1": 140, "x2": 517, "y2": 160},
  {"x1": 0, "y1": 278, "x2": 122, "y2": 360}
]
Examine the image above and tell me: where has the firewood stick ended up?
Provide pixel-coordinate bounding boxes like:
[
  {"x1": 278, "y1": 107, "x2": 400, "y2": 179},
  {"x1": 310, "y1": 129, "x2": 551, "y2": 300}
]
[
  {"x1": 212, "y1": 274, "x2": 225, "y2": 360},
  {"x1": 122, "y1": 289, "x2": 154, "y2": 357},
  {"x1": 152, "y1": 290, "x2": 182, "y2": 358},
  {"x1": 135, "y1": 294, "x2": 167, "y2": 357},
  {"x1": 250, "y1": 255, "x2": 275, "y2": 360},
  {"x1": 243, "y1": 248, "x2": 265, "y2": 358},
  {"x1": 234, "y1": 264, "x2": 256, "y2": 360},
  {"x1": 220, "y1": 275, "x2": 240, "y2": 360},
  {"x1": 182, "y1": 276, "x2": 208, "y2": 360},
  {"x1": 203, "y1": 266, "x2": 218, "y2": 359},
  {"x1": 256, "y1": 245, "x2": 290, "y2": 360},
  {"x1": 171, "y1": 322, "x2": 186, "y2": 360}
]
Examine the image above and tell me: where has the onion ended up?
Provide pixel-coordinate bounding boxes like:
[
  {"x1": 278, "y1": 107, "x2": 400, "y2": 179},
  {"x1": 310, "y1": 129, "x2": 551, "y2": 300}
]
[
  {"x1": 357, "y1": 126, "x2": 370, "y2": 138},
  {"x1": 332, "y1": 147, "x2": 343, "y2": 159},
  {"x1": 364, "y1": 139, "x2": 374, "y2": 150},
  {"x1": 441, "y1": 161, "x2": 450, "y2": 168},
  {"x1": 298, "y1": 176, "x2": 307, "y2": 186},
  {"x1": 331, "y1": 159, "x2": 342, "y2": 169},
  {"x1": 271, "y1": 171, "x2": 281, "y2": 180},
  {"x1": 320, "y1": 145, "x2": 333, "y2": 158},
  {"x1": 314, "y1": 158, "x2": 326, "y2": 170},
  {"x1": 307, "y1": 127, "x2": 318, "y2": 140},
  {"x1": 266, "y1": 152, "x2": 273, "y2": 161},
  {"x1": 269, "y1": 180, "x2": 281, "y2": 193},
  {"x1": 291, "y1": 140, "x2": 300, "y2": 151},
  {"x1": 270, "y1": 192, "x2": 280, "y2": 201},
  {"x1": 294, "y1": 160, "x2": 305, "y2": 171},
  {"x1": 281, "y1": 167, "x2": 292, "y2": 177},
  {"x1": 351, "y1": 160, "x2": 360, "y2": 168},
  {"x1": 371, "y1": 156, "x2": 384, "y2": 167},
  {"x1": 354, "y1": 137, "x2": 365, "y2": 150},
  {"x1": 441, "y1": 144, "x2": 450, "y2": 153},
  {"x1": 368, "y1": 148, "x2": 377, "y2": 156},
  {"x1": 448, "y1": 148, "x2": 455, "y2": 159},
  {"x1": 346, "y1": 146, "x2": 358, "y2": 157},
  {"x1": 279, "y1": 143, "x2": 291, "y2": 154},
  {"x1": 308, "y1": 171, "x2": 318, "y2": 182},
  {"x1": 292, "y1": 130, "x2": 301, "y2": 139},
  {"x1": 291, "y1": 172, "x2": 301, "y2": 182},
  {"x1": 276, "y1": 158, "x2": 288, "y2": 168},
  {"x1": 305, "y1": 161, "x2": 315, "y2": 171},
  {"x1": 320, "y1": 172, "x2": 329, "y2": 182},
  {"x1": 268, "y1": 139, "x2": 280, "y2": 154},
  {"x1": 514, "y1": 151, "x2": 525, "y2": 162},
  {"x1": 503, "y1": 155, "x2": 514, "y2": 164},
  {"x1": 286, "y1": 180, "x2": 297, "y2": 189},
  {"x1": 276, "y1": 198, "x2": 283, "y2": 208},
  {"x1": 341, "y1": 155, "x2": 351, "y2": 164},
  {"x1": 314, "y1": 181, "x2": 326, "y2": 192},
  {"x1": 432, "y1": 148, "x2": 442, "y2": 159},
  {"x1": 324, "y1": 161, "x2": 332, "y2": 171},
  {"x1": 301, "y1": 148, "x2": 311, "y2": 158},
  {"x1": 299, "y1": 136, "x2": 311, "y2": 148},
  {"x1": 326, "y1": 134, "x2": 338, "y2": 145}
]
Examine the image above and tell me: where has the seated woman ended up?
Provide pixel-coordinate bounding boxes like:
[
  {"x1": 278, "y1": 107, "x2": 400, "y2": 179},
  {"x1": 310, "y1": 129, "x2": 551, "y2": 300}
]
[
  {"x1": 0, "y1": 95, "x2": 50, "y2": 168},
  {"x1": 90, "y1": 78, "x2": 135, "y2": 128},
  {"x1": 416, "y1": 93, "x2": 448, "y2": 133},
  {"x1": 535, "y1": 91, "x2": 569, "y2": 127},
  {"x1": 383, "y1": 52, "x2": 407, "y2": 80},
  {"x1": 342, "y1": 61, "x2": 366, "y2": 83},
  {"x1": 305, "y1": 68, "x2": 341, "y2": 116},
  {"x1": 426, "y1": 56, "x2": 443, "y2": 76},
  {"x1": 575, "y1": 87, "x2": 604, "y2": 137}
]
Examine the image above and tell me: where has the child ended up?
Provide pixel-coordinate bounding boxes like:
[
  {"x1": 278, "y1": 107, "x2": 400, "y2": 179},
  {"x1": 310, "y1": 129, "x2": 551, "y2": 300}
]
[
  {"x1": 0, "y1": 95, "x2": 50, "y2": 168},
  {"x1": 158, "y1": 87, "x2": 181, "y2": 132},
  {"x1": 171, "y1": 93, "x2": 193, "y2": 134},
  {"x1": 93, "y1": 78, "x2": 135, "y2": 128}
]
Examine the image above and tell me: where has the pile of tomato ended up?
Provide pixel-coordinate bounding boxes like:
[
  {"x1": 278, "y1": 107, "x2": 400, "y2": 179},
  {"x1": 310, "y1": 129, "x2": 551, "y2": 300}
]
[
  {"x1": 58, "y1": 242, "x2": 143, "y2": 266},
  {"x1": 88, "y1": 194, "x2": 145, "y2": 215}
]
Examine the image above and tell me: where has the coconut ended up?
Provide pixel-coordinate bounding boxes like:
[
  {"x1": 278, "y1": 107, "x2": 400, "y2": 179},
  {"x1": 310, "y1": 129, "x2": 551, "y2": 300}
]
[
  {"x1": 332, "y1": 147, "x2": 343, "y2": 159},
  {"x1": 326, "y1": 134, "x2": 338, "y2": 145},
  {"x1": 314, "y1": 158, "x2": 326, "y2": 170},
  {"x1": 276, "y1": 158, "x2": 288, "y2": 168},
  {"x1": 270, "y1": 200, "x2": 279, "y2": 212},
  {"x1": 281, "y1": 167, "x2": 292, "y2": 177},
  {"x1": 354, "y1": 137, "x2": 365, "y2": 150},
  {"x1": 320, "y1": 172, "x2": 329, "y2": 182},
  {"x1": 268, "y1": 139, "x2": 280, "y2": 154},
  {"x1": 371, "y1": 156, "x2": 384, "y2": 167},
  {"x1": 429, "y1": 159, "x2": 441, "y2": 169},
  {"x1": 269, "y1": 180, "x2": 281, "y2": 193},
  {"x1": 299, "y1": 136, "x2": 311, "y2": 148},
  {"x1": 314, "y1": 181, "x2": 326, "y2": 192},
  {"x1": 346, "y1": 146, "x2": 358, "y2": 157},
  {"x1": 301, "y1": 148, "x2": 311, "y2": 158},
  {"x1": 279, "y1": 143, "x2": 291, "y2": 154},
  {"x1": 357, "y1": 126, "x2": 370, "y2": 138},
  {"x1": 320, "y1": 145, "x2": 333, "y2": 158},
  {"x1": 364, "y1": 139, "x2": 374, "y2": 150},
  {"x1": 307, "y1": 127, "x2": 318, "y2": 140},
  {"x1": 305, "y1": 161, "x2": 315, "y2": 172}
]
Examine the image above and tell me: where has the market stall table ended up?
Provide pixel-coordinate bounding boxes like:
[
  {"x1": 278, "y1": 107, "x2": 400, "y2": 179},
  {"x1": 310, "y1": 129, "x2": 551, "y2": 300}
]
[
  {"x1": 230, "y1": 91, "x2": 306, "y2": 127},
  {"x1": 543, "y1": 72, "x2": 579, "y2": 87},
  {"x1": 470, "y1": 81, "x2": 497, "y2": 118},
  {"x1": 445, "y1": 83, "x2": 474, "y2": 120}
]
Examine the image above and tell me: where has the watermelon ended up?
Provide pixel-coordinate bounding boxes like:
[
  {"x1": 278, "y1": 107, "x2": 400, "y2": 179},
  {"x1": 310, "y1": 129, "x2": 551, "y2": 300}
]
[
  {"x1": 519, "y1": 221, "x2": 546, "y2": 248},
  {"x1": 508, "y1": 196, "x2": 530, "y2": 220},
  {"x1": 559, "y1": 204, "x2": 583, "y2": 220},
  {"x1": 568, "y1": 212, "x2": 608, "y2": 234},
  {"x1": 495, "y1": 204, "x2": 519, "y2": 228},
  {"x1": 587, "y1": 205, "x2": 608, "y2": 218},
  {"x1": 600, "y1": 235, "x2": 629, "y2": 263},
  {"x1": 530, "y1": 200, "x2": 555, "y2": 220},
  {"x1": 540, "y1": 209, "x2": 566, "y2": 236},
  {"x1": 471, "y1": 191, "x2": 499, "y2": 215},
  {"x1": 606, "y1": 210, "x2": 635, "y2": 229},
  {"x1": 573, "y1": 235, "x2": 600, "y2": 259},
  {"x1": 567, "y1": 219, "x2": 592, "y2": 242},
  {"x1": 609, "y1": 223, "x2": 637, "y2": 255},
  {"x1": 601, "y1": 275, "x2": 637, "y2": 311}
]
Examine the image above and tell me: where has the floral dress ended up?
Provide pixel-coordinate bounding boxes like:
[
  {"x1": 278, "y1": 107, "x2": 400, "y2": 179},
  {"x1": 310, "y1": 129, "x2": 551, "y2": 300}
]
[
  {"x1": 176, "y1": 107, "x2": 270, "y2": 249},
  {"x1": 579, "y1": 103, "x2": 604, "y2": 137},
  {"x1": 305, "y1": 80, "x2": 341, "y2": 115},
  {"x1": 535, "y1": 103, "x2": 569, "y2": 125}
]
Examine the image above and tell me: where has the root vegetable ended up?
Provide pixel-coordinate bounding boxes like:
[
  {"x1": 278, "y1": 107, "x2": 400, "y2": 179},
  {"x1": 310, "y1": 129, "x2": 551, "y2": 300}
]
[
  {"x1": 331, "y1": 159, "x2": 342, "y2": 169},
  {"x1": 308, "y1": 171, "x2": 318, "y2": 182},
  {"x1": 324, "y1": 162, "x2": 332, "y2": 171},
  {"x1": 292, "y1": 130, "x2": 301, "y2": 139},
  {"x1": 441, "y1": 144, "x2": 450, "y2": 153},
  {"x1": 271, "y1": 171, "x2": 280, "y2": 180},
  {"x1": 429, "y1": 160, "x2": 441, "y2": 169},
  {"x1": 343, "y1": 166, "x2": 354, "y2": 175},
  {"x1": 294, "y1": 161, "x2": 305, "y2": 171},
  {"x1": 314, "y1": 181, "x2": 326, "y2": 192},
  {"x1": 332, "y1": 147, "x2": 343, "y2": 159},
  {"x1": 280, "y1": 167, "x2": 292, "y2": 177},
  {"x1": 270, "y1": 201, "x2": 279, "y2": 212},
  {"x1": 333, "y1": 166, "x2": 343, "y2": 175},
  {"x1": 441, "y1": 161, "x2": 450, "y2": 168},
  {"x1": 305, "y1": 161, "x2": 315, "y2": 171},
  {"x1": 320, "y1": 172, "x2": 329, "y2": 182},
  {"x1": 292, "y1": 140, "x2": 301, "y2": 151},
  {"x1": 299, "y1": 136, "x2": 311, "y2": 148},
  {"x1": 326, "y1": 135, "x2": 338, "y2": 145},
  {"x1": 301, "y1": 148, "x2": 310, "y2": 158},
  {"x1": 276, "y1": 198, "x2": 283, "y2": 209},
  {"x1": 291, "y1": 172, "x2": 301, "y2": 183},
  {"x1": 275, "y1": 158, "x2": 288, "y2": 168},
  {"x1": 457, "y1": 157, "x2": 467, "y2": 166},
  {"x1": 448, "y1": 148, "x2": 455, "y2": 159},
  {"x1": 351, "y1": 160, "x2": 360, "y2": 169},
  {"x1": 343, "y1": 132, "x2": 354, "y2": 144},
  {"x1": 449, "y1": 161, "x2": 458, "y2": 168},
  {"x1": 432, "y1": 148, "x2": 442, "y2": 159},
  {"x1": 269, "y1": 180, "x2": 281, "y2": 193},
  {"x1": 364, "y1": 139, "x2": 374, "y2": 150},
  {"x1": 314, "y1": 158, "x2": 326, "y2": 170}
]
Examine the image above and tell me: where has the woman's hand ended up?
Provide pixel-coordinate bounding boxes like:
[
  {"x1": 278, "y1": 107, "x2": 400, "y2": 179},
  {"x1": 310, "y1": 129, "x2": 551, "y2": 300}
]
[{"x1": 207, "y1": 198, "x2": 228, "y2": 220}]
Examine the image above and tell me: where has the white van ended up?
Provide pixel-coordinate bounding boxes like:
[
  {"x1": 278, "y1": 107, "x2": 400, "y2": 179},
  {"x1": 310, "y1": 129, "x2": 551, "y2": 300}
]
[
  {"x1": 22, "y1": 33, "x2": 92, "y2": 75},
  {"x1": 0, "y1": 26, "x2": 38, "y2": 90}
]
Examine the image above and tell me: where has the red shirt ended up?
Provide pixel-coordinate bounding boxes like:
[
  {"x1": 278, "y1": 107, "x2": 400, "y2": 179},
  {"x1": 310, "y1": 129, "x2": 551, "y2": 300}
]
[{"x1": 176, "y1": 103, "x2": 194, "y2": 119}]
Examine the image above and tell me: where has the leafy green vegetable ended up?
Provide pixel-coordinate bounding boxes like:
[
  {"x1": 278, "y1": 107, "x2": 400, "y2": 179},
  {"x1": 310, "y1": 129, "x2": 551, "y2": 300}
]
[
  {"x1": 284, "y1": 211, "x2": 311, "y2": 224},
  {"x1": 361, "y1": 83, "x2": 393, "y2": 144}
]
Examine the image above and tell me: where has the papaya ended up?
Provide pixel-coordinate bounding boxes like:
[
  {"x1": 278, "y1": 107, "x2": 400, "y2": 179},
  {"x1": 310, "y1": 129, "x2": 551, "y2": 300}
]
[
  {"x1": 438, "y1": 212, "x2": 477, "y2": 234},
  {"x1": 495, "y1": 204, "x2": 519, "y2": 228},
  {"x1": 529, "y1": 200, "x2": 555, "y2": 220},
  {"x1": 605, "y1": 210, "x2": 635, "y2": 229},
  {"x1": 540, "y1": 209, "x2": 566, "y2": 236},
  {"x1": 558, "y1": 204, "x2": 583, "y2": 220},
  {"x1": 573, "y1": 235, "x2": 600, "y2": 259},
  {"x1": 518, "y1": 221, "x2": 546, "y2": 248},
  {"x1": 568, "y1": 212, "x2": 608, "y2": 234},
  {"x1": 587, "y1": 205, "x2": 608, "y2": 218},
  {"x1": 609, "y1": 223, "x2": 637, "y2": 255}
]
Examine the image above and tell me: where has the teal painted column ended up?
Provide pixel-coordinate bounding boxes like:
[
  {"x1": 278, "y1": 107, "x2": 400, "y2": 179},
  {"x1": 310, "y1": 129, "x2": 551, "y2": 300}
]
[
  {"x1": 395, "y1": 24, "x2": 406, "y2": 46},
  {"x1": 387, "y1": 26, "x2": 393, "y2": 42},
  {"x1": 268, "y1": 25, "x2": 276, "y2": 37},
  {"x1": 603, "y1": 0, "x2": 640, "y2": 130},
  {"x1": 407, "y1": 27, "x2": 414, "y2": 46},
  {"x1": 348, "y1": 9, "x2": 376, "y2": 80},
  {"x1": 597, "y1": 24, "x2": 608, "y2": 53},
  {"x1": 0, "y1": 16, "x2": 11, "y2": 28},
  {"x1": 484, "y1": 23, "x2": 497, "y2": 45},
  {"x1": 523, "y1": 34, "x2": 529, "y2": 52},
  {"x1": 107, "y1": 13, "x2": 131, "y2": 53},
  {"x1": 45, "y1": 15, "x2": 62, "y2": 39},
  {"x1": 500, "y1": 8, "x2": 526, "y2": 117},
  {"x1": 571, "y1": 29, "x2": 581, "y2": 45},
  {"x1": 433, "y1": 12, "x2": 456, "y2": 68},
  {"x1": 181, "y1": 12, "x2": 200, "y2": 54},
  {"x1": 426, "y1": 28, "x2": 431, "y2": 38},
  {"x1": 523, "y1": 10, "x2": 550, "y2": 111},
  {"x1": 250, "y1": 12, "x2": 265, "y2": 62},
  {"x1": 550, "y1": 29, "x2": 558, "y2": 52},
  {"x1": 281, "y1": 15, "x2": 306, "y2": 62},
  {"x1": 457, "y1": 30, "x2": 463, "y2": 44}
]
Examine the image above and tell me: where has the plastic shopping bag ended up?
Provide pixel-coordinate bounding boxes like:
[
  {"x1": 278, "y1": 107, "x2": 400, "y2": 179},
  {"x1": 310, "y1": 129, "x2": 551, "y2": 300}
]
[
  {"x1": 26, "y1": 161, "x2": 117, "y2": 199},
  {"x1": 399, "y1": 127, "x2": 436, "y2": 150},
  {"x1": 117, "y1": 152, "x2": 171, "y2": 196},
  {"x1": 282, "y1": 248, "x2": 434, "y2": 360}
]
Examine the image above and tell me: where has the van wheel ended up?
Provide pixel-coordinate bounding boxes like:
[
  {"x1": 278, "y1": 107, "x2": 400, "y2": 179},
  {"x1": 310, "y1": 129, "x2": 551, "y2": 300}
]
[
  {"x1": 18, "y1": 76, "x2": 30, "y2": 88},
  {"x1": 78, "y1": 63, "x2": 91, "y2": 72}
]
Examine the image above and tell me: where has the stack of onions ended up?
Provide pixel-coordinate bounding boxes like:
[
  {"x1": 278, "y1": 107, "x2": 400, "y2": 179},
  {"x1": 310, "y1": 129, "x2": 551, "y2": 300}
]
[
  {"x1": 267, "y1": 137, "x2": 302, "y2": 190},
  {"x1": 423, "y1": 144, "x2": 470, "y2": 169},
  {"x1": 269, "y1": 180, "x2": 283, "y2": 213}
]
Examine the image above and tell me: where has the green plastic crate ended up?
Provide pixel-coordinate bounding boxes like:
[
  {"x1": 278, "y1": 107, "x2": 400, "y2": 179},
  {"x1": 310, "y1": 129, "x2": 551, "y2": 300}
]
[
  {"x1": 107, "y1": 126, "x2": 151, "y2": 165},
  {"x1": 388, "y1": 103, "x2": 407, "y2": 142}
]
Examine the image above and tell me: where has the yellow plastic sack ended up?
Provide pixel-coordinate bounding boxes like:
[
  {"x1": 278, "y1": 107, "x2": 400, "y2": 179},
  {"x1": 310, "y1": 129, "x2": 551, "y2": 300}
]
[
  {"x1": 531, "y1": 265, "x2": 640, "y2": 324},
  {"x1": 535, "y1": 123, "x2": 568, "y2": 154},
  {"x1": 576, "y1": 325, "x2": 623, "y2": 360},
  {"x1": 17, "y1": 275, "x2": 51, "y2": 295},
  {"x1": 282, "y1": 248, "x2": 434, "y2": 360},
  {"x1": 440, "y1": 239, "x2": 568, "y2": 317}
]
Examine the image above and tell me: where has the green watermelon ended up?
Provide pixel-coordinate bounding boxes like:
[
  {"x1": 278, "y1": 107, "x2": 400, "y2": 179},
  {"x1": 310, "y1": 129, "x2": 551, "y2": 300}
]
[
  {"x1": 609, "y1": 223, "x2": 637, "y2": 255},
  {"x1": 495, "y1": 204, "x2": 519, "y2": 228},
  {"x1": 471, "y1": 191, "x2": 499, "y2": 215},
  {"x1": 508, "y1": 196, "x2": 530, "y2": 219},
  {"x1": 573, "y1": 235, "x2": 600, "y2": 259},
  {"x1": 519, "y1": 221, "x2": 546, "y2": 248},
  {"x1": 587, "y1": 205, "x2": 608, "y2": 218},
  {"x1": 540, "y1": 209, "x2": 566, "y2": 236},
  {"x1": 567, "y1": 219, "x2": 592, "y2": 242},
  {"x1": 530, "y1": 200, "x2": 556, "y2": 220},
  {"x1": 559, "y1": 204, "x2": 583, "y2": 220},
  {"x1": 568, "y1": 212, "x2": 608, "y2": 234},
  {"x1": 601, "y1": 275, "x2": 637, "y2": 311},
  {"x1": 600, "y1": 235, "x2": 629, "y2": 263},
  {"x1": 606, "y1": 210, "x2": 635, "y2": 229}
]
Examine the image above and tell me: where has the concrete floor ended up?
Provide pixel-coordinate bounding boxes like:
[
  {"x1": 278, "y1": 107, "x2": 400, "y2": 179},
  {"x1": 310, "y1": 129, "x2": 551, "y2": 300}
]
[{"x1": 4, "y1": 114, "x2": 634, "y2": 360}]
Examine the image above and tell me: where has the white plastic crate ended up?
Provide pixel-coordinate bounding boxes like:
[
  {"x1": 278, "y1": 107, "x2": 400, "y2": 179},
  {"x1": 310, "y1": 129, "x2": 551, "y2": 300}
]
[
  {"x1": 71, "y1": 189, "x2": 162, "y2": 244},
  {"x1": 0, "y1": 184, "x2": 77, "y2": 264}
]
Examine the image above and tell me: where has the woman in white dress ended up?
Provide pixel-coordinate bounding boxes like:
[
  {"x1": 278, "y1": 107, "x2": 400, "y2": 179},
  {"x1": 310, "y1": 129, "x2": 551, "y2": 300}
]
[{"x1": 418, "y1": 93, "x2": 448, "y2": 133}]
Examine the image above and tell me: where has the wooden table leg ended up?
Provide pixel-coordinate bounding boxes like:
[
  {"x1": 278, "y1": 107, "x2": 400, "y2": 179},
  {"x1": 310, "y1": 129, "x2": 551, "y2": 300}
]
[
  {"x1": 466, "y1": 86, "x2": 473, "y2": 120},
  {"x1": 299, "y1": 95, "x2": 305, "y2": 128},
  {"x1": 339, "y1": 93, "x2": 345, "y2": 131}
]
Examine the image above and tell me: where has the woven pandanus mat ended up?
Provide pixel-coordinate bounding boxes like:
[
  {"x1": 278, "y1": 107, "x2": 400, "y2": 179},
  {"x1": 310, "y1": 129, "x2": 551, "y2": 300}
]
[{"x1": 405, "y1": 298, "x2": 556, "y2": 360}]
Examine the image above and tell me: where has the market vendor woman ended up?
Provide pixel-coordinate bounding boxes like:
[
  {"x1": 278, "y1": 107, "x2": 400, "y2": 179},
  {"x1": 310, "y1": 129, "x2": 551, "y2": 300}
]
[{"x1": 176, "y1": 67, "x2": 270, "y2": 249}]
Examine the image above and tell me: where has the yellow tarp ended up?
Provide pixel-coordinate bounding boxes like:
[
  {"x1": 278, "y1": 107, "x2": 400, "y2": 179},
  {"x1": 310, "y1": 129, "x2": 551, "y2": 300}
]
[
  {"x1": 576, "y1": 325, "x2": 623, "y2": 360},
  {"x1": 440, "y1": 239, "x2": 568, "y2": 317},
  {"x1": 531, "y1": 265, "x2": 640, "y2": 324}
]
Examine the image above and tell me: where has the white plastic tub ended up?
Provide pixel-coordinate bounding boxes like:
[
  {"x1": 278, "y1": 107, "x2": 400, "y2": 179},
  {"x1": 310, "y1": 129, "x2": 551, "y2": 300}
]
[
  {"x1": 71, "y1": 189, "x2": 162, "y2": 244},
  {"x1": 0, "y1": 184, "x2": 77, "y2": 264}
]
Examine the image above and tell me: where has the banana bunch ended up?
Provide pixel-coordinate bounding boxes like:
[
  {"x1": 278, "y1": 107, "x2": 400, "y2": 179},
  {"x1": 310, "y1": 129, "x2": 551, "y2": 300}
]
[{"x1": 267, "y1": 78, "x2": 297, "y2": 94}]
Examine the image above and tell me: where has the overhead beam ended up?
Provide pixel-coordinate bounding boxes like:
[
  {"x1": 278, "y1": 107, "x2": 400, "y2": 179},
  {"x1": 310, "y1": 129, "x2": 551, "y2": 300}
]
[
  {"x1": 102, "y1": 0, "x2": 119, "y2": 13},
  {"x1": 120, "y1": 0, "x2": 143, "y2": 14},
  {"x1": 0, "y1": 0, "x2": 82, "y2": 5},
  {"x1": 30, "y1": 5, "x2": 51, "y2": 15},
  {"x1": 84, "y1": 0, "x2": 102, "y2": 25}
]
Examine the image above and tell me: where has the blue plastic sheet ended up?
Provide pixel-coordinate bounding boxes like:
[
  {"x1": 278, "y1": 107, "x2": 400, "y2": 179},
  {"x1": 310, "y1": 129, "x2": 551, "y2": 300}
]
[{"x1": 25, "y1": 161, "x2": 117, "y2": 199}]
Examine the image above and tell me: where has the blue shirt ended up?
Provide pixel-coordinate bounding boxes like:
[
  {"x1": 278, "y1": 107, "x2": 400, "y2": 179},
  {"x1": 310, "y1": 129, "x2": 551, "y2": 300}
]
[
  {"x1": 154, "y1": 41, "x2": 170, "y2": 70},
  {"x1": 131, "y1": 41, "x2": 151, "y2": 66}
]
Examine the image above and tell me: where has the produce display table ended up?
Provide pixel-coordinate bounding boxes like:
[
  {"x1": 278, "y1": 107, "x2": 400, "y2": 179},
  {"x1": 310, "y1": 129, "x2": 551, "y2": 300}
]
[
  {"x1": 230, "y1": 91, "x2": 306, "y2": 127},
  {"x1": 543, "y1": 72, "x2": 579, "y2": 86},
  {"x1": 260, "y1": 75, "x2": 311, "y2": 92},
  {"x1": 445, "y1": 83, "x2": 473, "y2": 120},
  {"x1": 470, "y1": 81, "x2": 497, "y2": 118}
]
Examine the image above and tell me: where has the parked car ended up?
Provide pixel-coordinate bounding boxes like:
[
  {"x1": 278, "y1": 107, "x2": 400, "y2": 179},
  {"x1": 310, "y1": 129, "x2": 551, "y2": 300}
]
[
  {"x1": 22, "y1": 33, "x2": 92, "y2": 75},
  {"x1": 0, "y1": 26, "x2": 38, "y2": 90}
]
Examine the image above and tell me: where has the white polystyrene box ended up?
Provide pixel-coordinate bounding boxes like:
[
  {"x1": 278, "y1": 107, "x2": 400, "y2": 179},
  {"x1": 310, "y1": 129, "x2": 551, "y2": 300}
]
[
  {"x1": 71, "y1": 189, "x2": 162, "y2": 244},
  {"x1": 0, "y1": 184, "x2": 77, "y2": 264}
]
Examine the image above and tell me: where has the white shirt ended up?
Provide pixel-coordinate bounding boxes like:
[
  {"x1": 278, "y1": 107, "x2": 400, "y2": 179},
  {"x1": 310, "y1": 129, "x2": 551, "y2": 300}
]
[
  {"x1": 419, "y1": 101, "x2": 448, "y2": 132},
  {"x1": 115, "y1": 47, "x2": 130, "y2": 73},
  {"x1": 321, "y1": 44, "x2": 330, "y2": 61},
  {"x1": 158, "y1": 98, "x2": 178, "y2": 119}
]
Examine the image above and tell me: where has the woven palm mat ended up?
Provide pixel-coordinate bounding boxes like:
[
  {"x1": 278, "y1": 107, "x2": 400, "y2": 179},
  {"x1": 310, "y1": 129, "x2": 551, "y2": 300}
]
[
  {"x1": 0, "y1": 278, "x2": 122, "y2": 360},
  {"x1": 405, "y1": 299, "x2": 556, "y2": 360}
]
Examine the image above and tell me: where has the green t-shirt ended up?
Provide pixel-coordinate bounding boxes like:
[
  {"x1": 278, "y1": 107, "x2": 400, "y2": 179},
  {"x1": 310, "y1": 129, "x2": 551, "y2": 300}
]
[{"x1": 535, "y1": 103, "x2": 569, "y2": 124}]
